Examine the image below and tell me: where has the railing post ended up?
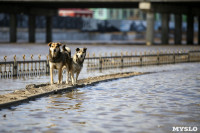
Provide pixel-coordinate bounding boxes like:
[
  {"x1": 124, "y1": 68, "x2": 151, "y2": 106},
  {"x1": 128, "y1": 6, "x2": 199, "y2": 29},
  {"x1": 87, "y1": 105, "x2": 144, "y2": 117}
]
[
  {"x1": 23, "y1": 55, "x2": 26, "y2": 75},
  {"x1": 110, "y1": 52, "x2": 112, "y2": 68},
  {"x1": 8, "y1": 63, "x2": 11, "y2": 78},
  {"x1": 121, "y1": 52, "x2": 124, "y2": 68},
  {"x1": 31, "y1": 54, "x2": 33, "y2": 75},
  {"x1": 99, "y1": 57, "x2": 102, "y2": 70},
  {"x1": 115, "y1": 52, "x2": 118, "y2": 67},
  {"x1": 38, "y1": 54, "x2": 41, "y2": 73},
  {"x1": 13, "y1": 55, "x2": 17, "y2": 77},
  {"x1": 140, "y1": 52, "x2": 143, "y2": 66},
  {"x1": 46, "y1": 54, "x2": 50, "y2": 74},
  {"x1": 144, "y1": 51, "x2": 146, "y2": 65},
  {"x1": 157, "y1": 51, "x2": 160, "y2": 65},
  {"x1": 34, "y1": 56, "x2": 37, "y2": 74},
  {"x1": 173, "y1": 51, "x2": 176, "y2": 63},
  {"x1": 4, "y1": 56, "x2": 7, "y2": 78},
  {"x1": 126, "y1": 51, "x2": 128, "y2": 66},
  {"x1": 27, "y1": 58, "x2": 29, "y2": 74}
]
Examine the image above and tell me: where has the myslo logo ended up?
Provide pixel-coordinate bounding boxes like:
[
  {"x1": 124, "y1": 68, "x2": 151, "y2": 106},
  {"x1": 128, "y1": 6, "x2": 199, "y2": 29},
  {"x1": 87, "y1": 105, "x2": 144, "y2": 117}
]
[{"x1": 172, "y1": 127, "x2": 198, "y2": 132}]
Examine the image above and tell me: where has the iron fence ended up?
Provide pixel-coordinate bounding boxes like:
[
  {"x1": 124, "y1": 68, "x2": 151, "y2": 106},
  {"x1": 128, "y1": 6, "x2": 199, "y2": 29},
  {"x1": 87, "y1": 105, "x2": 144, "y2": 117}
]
[
  {"x1": 0, "y1": 50, "x2": 200, "y2": 78},
  {"x1": 86, "y1": 50, "x2": 200, "y2": 70},
  {"x1": 0, "y1": 54, "x2": 49, "y2": 78}
]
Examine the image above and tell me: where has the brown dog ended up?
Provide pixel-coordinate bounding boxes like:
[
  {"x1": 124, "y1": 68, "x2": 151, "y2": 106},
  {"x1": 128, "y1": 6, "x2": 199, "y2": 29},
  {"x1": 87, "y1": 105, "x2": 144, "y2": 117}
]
[{"x1": 48, "y1": 42, "x2": 70, "y2": 85}]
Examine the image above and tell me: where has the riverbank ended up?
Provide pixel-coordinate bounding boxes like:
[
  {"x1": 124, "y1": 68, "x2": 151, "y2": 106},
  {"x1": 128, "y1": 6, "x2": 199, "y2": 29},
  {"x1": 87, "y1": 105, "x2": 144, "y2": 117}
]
[{"x1": 0, "y1": 71, "x2": 149, "y2": 109}]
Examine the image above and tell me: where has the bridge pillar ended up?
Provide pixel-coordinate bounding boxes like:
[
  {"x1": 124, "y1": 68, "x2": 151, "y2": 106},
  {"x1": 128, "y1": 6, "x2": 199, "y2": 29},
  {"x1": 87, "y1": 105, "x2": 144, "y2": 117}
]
[
  {"x1": 174, "y1": 14, "x2": 182, "y2": 45},
  {"x1": 161, "y1": 13, "x2": 169, "y2": 44},
  {"x1": 46, "y1": 16, "x2": 52, "y2": 43},
  {"x1": 198, "y1": 16, "x2": 200, "y2": 45},
  {"x1": 146, "y1": 12, "x2": 155, "y2": 45},
  {"x1": 186, "y1": 14, "x2": 194, "y2": 44},
  {"x1": 28, "y1": 15, "x2": 36, "y2": 43},
  {"x1": 9, "y1": 13, "x2": 17, "y2": 43}
]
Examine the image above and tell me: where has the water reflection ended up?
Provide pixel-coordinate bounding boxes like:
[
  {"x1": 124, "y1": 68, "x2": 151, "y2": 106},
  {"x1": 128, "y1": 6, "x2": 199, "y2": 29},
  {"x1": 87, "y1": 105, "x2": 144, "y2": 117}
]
[{"x1": 48, "y1": 90, "x2": 84, "y2": 112}]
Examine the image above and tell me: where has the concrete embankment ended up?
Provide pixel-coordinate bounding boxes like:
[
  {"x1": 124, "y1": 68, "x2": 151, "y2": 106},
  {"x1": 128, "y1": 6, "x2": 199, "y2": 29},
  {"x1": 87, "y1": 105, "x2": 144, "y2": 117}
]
[{"x1": 0, "y1": 72, "x2": 149, "y2": 109}]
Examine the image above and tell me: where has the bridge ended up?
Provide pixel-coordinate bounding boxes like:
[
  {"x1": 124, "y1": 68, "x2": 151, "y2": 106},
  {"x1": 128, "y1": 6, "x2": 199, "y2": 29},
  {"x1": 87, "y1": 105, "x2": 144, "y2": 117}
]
[{"x1": 0, "y1": 0, "x2": 200, "y2": 45}]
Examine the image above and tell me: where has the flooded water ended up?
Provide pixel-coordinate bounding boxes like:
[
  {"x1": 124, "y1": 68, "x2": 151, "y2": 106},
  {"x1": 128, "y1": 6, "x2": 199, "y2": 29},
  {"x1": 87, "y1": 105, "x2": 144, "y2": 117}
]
[
  {"x1": 0, "y1": 43, "x2": 200, "y2": 94},
  {"x1": 0, "y1": 44, "x2": 200, "y2": 132},
  {"x1": 0, "y1": 62, "x2": 200, "y2": 133},
  {"x1": 0, "y1": 43, "x2": 200, "y2": 61}
]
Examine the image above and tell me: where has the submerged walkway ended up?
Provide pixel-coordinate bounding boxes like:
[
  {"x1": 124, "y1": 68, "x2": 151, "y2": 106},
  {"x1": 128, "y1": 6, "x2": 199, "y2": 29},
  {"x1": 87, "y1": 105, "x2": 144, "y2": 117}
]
[{"x1": 0, "y1": 72, "x2": 150, "y2": 109}]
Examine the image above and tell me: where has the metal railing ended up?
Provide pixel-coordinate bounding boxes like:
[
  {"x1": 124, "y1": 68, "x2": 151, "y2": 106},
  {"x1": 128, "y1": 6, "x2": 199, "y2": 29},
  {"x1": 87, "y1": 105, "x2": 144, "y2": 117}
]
[
  {"x1": 0, "y1": 50, "x2": 200, "y2": 78},
  {"x1": 0, "y1": 55, "x2": 49, "y2": 78},
  {"x1": 86, "y1": 50, "x2": 200, "y2": 70}
]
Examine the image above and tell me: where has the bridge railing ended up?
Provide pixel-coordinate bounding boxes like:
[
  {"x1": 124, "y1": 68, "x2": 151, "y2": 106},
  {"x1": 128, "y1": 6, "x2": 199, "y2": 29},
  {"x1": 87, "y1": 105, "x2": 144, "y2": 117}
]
[{"x1": 0, "y1": 50, "x2": 200, "y2": 78}]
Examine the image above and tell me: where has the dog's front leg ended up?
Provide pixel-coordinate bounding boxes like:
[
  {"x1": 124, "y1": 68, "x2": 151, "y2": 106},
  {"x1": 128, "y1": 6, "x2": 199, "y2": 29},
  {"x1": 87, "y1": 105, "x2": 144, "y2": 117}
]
[
  {"x1": 75, "y1": 71, "x2": 80, "y2": 84},
  {"x1": 71, "y1": 71, "x2": 75, "y2": 85},
  {"x1": 58, "y1": 67, "x2": 62, "y2": 84},
  {"x1": 50, "y1": 67, "x2": 54, "y2": 85}
]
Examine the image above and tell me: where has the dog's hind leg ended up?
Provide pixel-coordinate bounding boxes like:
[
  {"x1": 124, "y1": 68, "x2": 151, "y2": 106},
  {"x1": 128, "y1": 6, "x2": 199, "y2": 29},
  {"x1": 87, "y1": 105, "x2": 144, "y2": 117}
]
[
  {"x1": 50, "y1": 68, "x2": 54, "y2": 85},
  {"x1": 65, "y1": 66, "x2": 70, "y2": 84},
  {"x1": 66, "y1": 71, "x2": 69, "y2": 84}
]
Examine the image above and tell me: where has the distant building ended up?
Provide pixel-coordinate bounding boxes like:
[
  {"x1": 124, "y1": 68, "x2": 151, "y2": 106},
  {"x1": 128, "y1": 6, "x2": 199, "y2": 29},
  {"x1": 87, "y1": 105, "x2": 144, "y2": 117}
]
[
  {"x1": 58, "y1": 8, "x2": 93, "y2": 18},
  {"x1": 91, "y1": 8, "x2": 146, "y2": 20},
  {"x1": 92, "y1": 8, "x2": 108, "y2": 20}
]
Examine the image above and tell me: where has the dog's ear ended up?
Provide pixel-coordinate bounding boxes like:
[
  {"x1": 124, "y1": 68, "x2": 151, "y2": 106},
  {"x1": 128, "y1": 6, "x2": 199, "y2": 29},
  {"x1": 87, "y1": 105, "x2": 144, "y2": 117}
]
[
  {"x1": 57, "y1": 42, "x2": 62, "y2": 47},
  {"x1": 62, "y1": 45, "x2": 66, "y2": 50},
  {"x1": 48, "y1": 42, "x2": 52, "y2": 47},
  {"x1": 76, "y1": 48, "x2": 80, "y2": 52},
  {"x1": 83, "y1": 48, "x2": 87, "y2": 52}
]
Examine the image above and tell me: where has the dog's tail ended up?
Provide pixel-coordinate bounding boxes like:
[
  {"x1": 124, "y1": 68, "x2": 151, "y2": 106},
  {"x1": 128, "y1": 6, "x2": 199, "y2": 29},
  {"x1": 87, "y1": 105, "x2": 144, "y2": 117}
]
[{"x1": 62, "y1": 45, "x2": 71, "y2": 57}]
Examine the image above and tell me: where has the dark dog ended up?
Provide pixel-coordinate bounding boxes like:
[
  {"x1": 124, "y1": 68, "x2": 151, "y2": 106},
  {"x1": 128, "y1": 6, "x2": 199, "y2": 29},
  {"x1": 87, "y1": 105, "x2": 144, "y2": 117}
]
[{"x1": 48, "y1": 42, "x2": 71, "y2": 85}]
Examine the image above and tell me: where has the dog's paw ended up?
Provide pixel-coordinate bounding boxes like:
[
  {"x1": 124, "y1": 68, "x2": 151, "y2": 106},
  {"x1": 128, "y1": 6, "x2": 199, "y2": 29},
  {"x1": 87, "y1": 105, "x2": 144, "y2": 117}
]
[
  {"x1": 56, "y1": 81, "x2": 63, "y2": 85},
  {"x1": 72, "y1": 82, "x2": 77, "y2": 86}
]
